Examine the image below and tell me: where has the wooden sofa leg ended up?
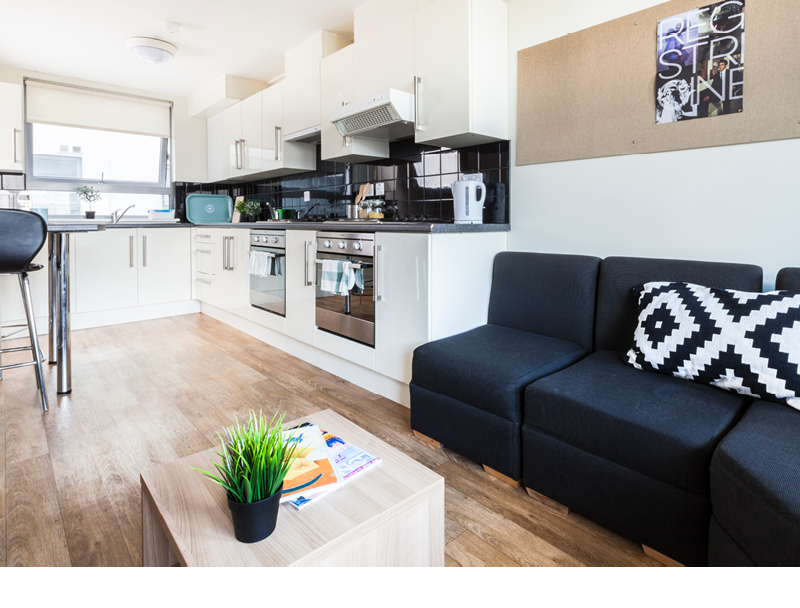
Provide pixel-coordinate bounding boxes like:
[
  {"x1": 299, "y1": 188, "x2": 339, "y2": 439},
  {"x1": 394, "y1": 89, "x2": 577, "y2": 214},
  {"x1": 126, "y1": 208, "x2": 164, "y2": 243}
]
[
  {"x1": 642, "y1": 545, "x2": 684, "y2": 567},
  {"x1": 483, "y1": 465, "x2": 522, "y2": 488},
  {"x1": 413, "y1": 430, "x2": 443, "y2": 450},
  {"x1": 525, "y1": 487, "x2": 570, "y2": 514}
]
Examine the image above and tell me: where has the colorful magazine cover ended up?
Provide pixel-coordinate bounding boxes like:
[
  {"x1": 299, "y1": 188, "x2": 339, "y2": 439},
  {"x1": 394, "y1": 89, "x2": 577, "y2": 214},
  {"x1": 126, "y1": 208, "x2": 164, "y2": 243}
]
[
  {"x1": 288, "y1": 429, "x2": 381, "y2": 509},
  {"x1": 279, "y1": 424, "x2": 343, "y2": 503}
]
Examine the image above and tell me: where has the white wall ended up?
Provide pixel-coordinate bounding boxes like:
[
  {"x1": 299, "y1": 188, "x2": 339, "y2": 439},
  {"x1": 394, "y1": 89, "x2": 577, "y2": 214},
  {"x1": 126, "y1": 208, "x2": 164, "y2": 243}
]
[
  {"x1": 507, "y1": 0, "x2": 800, "y2": 289},
  {"x1": 0, "y1": 65, "x2": 207, "y2": 183}
]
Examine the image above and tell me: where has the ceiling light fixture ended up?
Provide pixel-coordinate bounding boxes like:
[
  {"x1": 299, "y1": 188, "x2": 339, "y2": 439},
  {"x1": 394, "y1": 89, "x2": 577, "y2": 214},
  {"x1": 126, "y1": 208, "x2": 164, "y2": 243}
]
[{"x1": 127, "y1": 37, "x2": 178, "y2": 64}]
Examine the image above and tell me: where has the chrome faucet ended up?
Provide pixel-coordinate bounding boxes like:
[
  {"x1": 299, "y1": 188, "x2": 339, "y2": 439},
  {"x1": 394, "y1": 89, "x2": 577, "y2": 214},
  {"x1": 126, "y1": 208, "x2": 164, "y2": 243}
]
[{"x1": 111, "y1": 205, "x2": 135, "y2": 223}]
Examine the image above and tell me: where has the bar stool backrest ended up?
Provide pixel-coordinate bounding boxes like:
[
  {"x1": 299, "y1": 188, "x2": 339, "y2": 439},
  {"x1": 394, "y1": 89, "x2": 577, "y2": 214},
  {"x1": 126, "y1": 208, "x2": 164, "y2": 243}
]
[{"x1": 0, "y1": 209, "x2": 48, "y2": 274}]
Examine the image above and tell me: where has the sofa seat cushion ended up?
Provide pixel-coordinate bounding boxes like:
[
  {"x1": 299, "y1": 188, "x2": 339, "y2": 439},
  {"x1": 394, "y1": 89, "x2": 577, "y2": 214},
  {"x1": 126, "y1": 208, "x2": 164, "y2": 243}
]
[
  {"x1": 524, "y1": 350, "x2": 751, "y2": 496},
  {"x1": 411, "y1": 324, "x2": 586, "y2": 422},
  {"x1": 710, "y1": 401, "x2": 800, "y2": 566}
]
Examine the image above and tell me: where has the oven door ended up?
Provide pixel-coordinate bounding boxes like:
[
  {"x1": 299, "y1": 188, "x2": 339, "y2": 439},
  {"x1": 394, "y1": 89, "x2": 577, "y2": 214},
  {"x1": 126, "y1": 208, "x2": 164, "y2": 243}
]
[
  {"x1": 250, "y1": 245, "x2": 286, "y2": 316},
  {"x1": 315, "y1": 252, "x2": 375, "y2": 346}
]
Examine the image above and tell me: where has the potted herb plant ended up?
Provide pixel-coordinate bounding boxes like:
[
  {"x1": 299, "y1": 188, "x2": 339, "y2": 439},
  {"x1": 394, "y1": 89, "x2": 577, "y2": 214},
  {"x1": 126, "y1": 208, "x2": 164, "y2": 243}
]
[
  {"x1": 75, "y1": 185, "x2": 101, "y2": 219},
  {"x1": 194, "y1": 411, "x2": 299, "y2": 543},
  {"x1": 235, "y1": 199, "x2": 262, "y2": 223}
]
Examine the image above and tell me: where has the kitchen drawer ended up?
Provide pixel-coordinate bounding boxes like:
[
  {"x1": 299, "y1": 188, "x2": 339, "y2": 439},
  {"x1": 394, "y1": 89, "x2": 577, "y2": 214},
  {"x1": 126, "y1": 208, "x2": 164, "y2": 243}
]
[{"x1": 198, "y1": 243, "x2": 215, "y2": 274}]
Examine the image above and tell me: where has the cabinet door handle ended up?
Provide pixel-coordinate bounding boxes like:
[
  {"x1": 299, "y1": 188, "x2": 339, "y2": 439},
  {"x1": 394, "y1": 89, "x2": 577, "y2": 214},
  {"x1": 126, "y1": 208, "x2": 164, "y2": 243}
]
[
  {"x1": 196, "y1": 277, "x2": 211, "y2": 285},
  {"x1": 142, "y1": 235, "x2": 147, "y2": 267},
  {"x1": 374, "y1": 245, "x2": 383, "y2": 302},
  {"x1": 227, "y1": 236, "x2": 234, "y2": 271},
  {"x1": 222, "y1": 236, "x2": 228, "y2": 271},
  {"x1": 304, "y1": 240, "x2": 315, "y2": 286},
  {"x1": 197, "y1": 234, "x2": 212, "y2": 239},
  {"x1": 234, "y1": 140, "x2": 240, "y2": 170},
  {"x1": 129, "y1": 235, "x2": 134, "y2": 268},
  {"x1": 198, "y1": 249, "x2": 212, "y2": 254},
  {"x1": 414, "y1": 76, "x2": 423, "y2": 132},
  {"x1": 240, "y1": 139, "x2": 246, "y2": 170},
  {"x1": 11, "y1": 128, "x2": 17, "y2": 163}
]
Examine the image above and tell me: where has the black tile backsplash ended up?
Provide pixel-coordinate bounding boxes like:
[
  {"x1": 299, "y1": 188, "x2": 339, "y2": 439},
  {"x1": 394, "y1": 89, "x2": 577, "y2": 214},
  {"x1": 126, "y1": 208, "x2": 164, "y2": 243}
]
[{"x1": 174, "y1": 139, "x2": 510, "y2": 223}]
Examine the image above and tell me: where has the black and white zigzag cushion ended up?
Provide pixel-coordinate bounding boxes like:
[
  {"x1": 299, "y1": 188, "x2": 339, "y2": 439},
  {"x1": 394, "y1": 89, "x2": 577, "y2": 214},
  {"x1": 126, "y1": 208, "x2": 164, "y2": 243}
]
[{"x1": 626, "y1": 282, "x2": 800, "y2": 410}]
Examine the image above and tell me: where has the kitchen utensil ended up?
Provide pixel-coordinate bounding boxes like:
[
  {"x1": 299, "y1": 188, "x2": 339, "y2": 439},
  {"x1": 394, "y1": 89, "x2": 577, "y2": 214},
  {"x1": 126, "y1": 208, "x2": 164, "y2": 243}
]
[
  {"x1": 452, "y1": 180, "x2": 485, "y2": 224},
  {"x1": 346, "y1": 203, "x2": 359, "y2": 219},
  {"x1": 186, "y1": 194, "x2": 233, "y2": 224}
]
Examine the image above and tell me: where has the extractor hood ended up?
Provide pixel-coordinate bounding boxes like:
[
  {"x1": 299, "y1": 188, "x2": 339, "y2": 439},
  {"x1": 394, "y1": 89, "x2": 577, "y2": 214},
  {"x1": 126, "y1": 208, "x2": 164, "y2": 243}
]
[{"x1": 329, "y1": 89, "x2": 415, "y2": 141}]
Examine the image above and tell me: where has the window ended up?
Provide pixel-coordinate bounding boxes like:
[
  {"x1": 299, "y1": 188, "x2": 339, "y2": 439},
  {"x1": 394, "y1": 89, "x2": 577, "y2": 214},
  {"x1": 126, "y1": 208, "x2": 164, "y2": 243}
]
[{"x1": 24, "y1": 79, "x2": 173, "y2": 218}]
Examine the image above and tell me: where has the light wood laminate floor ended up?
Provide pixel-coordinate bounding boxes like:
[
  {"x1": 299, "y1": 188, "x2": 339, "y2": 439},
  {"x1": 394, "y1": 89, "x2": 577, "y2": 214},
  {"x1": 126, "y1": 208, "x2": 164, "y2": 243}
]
[{"x1": 0, "y1": 314, "x2": 662, "y2": 567}]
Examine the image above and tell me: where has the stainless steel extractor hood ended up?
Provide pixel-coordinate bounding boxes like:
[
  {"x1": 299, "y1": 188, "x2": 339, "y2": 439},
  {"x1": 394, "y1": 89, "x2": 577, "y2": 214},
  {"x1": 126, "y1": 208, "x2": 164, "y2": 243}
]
[{"x1": 329, "y1": 89, "x2": 415, "y2": 141}]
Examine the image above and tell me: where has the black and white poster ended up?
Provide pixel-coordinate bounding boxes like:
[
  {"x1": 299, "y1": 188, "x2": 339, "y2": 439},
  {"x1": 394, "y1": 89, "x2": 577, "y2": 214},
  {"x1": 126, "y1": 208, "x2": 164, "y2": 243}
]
[{"x1": 656, "y1": 1, "x2": 744, "y2": 124}]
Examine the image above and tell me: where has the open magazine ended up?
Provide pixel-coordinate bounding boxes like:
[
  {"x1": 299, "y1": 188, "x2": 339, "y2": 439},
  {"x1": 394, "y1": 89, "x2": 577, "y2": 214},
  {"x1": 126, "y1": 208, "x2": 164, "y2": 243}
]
[
  {"x1": 279, "y1": 424, "x2": 343, "y2": 503},
  {"x1": 287, "y1": 429, "x2": 382, "y2": 510}
]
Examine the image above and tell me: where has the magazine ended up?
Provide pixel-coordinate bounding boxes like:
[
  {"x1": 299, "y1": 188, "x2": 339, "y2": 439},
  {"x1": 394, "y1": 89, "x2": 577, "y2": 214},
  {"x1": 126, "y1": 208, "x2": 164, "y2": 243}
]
[
  {"x1": 279, "y1": 424, "x2": 343, "y2": 503},
  {"x1": 287, "y1": 429, "x2": 382, "y2": 510}
]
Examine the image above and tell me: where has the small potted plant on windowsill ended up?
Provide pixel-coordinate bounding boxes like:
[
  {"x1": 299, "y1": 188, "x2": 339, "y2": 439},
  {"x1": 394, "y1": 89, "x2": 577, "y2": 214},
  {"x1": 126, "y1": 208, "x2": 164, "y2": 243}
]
[
  {"x1": 194, "y1": 411, "x2": 299, "y2": 543},
  {"x1": 75, "y1": 185, "x2": 101, "y2": 219},
  {"x1": 235, "y1": 199, "x2": 262, "y2": 223}
]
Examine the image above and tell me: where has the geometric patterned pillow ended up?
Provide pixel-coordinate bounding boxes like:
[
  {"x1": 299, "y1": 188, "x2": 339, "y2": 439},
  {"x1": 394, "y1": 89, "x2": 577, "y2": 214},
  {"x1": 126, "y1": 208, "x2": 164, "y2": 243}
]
[{"x1": 626, "y1": 282, "x2": 800, "y2": 410}]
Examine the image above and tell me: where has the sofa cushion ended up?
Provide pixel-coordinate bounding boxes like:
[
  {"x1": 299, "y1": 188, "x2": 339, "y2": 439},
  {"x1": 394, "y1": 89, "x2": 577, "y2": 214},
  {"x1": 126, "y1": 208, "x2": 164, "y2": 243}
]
[
  {"x1": 627, "y1": 282, "x2": 800, "y2": 410},
  {"x1": 595, "y1": 256, "x2": 762, "y2": 352},
  {"x1": 777, "y1": 268, "x2": 800, "y2": 291},
  {"x1": 412, "y1": 324, "x2": 586, "y2": 422},
  {"x1": 710, "y1": 400, "x2": 800, "y2": 566},
  {"x1": 487, "y1": 252, "x2": 600, "y2": 353},
  {"x1": 524, "y1": 350, "x2": 750, "y2": 496}
]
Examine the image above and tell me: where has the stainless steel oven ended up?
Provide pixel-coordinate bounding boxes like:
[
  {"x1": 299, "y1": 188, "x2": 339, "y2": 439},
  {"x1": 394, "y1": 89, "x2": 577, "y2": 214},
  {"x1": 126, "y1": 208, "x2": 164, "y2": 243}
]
[
  {"x1": 250, "y1": 229, "x2": 286, "y2": 316},
  {"x1": 315, "y1": 232, "x2": 375, "y2": 347}
]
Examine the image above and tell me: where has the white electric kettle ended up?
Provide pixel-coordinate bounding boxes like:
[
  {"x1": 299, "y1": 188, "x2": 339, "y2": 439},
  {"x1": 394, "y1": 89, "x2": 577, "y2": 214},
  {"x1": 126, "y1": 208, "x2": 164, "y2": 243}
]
[{"x1": 452, "y1": 180, "x2": 486, "y2": 224}]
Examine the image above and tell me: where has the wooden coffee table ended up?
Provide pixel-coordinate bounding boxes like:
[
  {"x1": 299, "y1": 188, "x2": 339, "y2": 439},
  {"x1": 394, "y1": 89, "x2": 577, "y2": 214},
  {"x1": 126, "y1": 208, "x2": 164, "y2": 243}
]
[{"x1": 140, "y1": 409, "x2": 445, "y2": 566}]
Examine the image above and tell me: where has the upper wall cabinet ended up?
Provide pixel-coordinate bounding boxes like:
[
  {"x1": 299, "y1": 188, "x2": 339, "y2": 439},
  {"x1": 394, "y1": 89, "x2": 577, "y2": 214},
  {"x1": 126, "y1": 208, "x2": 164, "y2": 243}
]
[
  {"x1": 224, "y1": 92, "x2": 263, "y2": 179},
  {"x1": 414, "y1": 0, "x2": 508, "y2": 147},
  {"x1": 283, "y1": 63, "x2": 321, "y2": 138},
  {"x1": 262, "y1": 82, "x2": 317, "y2": 177},
  {"x1": 320, "y1": 45, "x2": 390, "y2": 162},
  {"x1": 352, "y1": 14, "x2": 415, "y2": 99},
  {"x1": 0, "y1": 82, "x2": 23, "y2": 172}
]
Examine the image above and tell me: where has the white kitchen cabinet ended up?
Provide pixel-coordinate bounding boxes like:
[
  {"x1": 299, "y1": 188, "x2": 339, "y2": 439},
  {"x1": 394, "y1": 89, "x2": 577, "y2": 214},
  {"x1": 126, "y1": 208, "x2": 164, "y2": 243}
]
[
  {"x1": 352, "y1": 14, "x2": 415, "y2": 100},
  {"x1": 138, "y1": 229, "x2": 192, "y2": 306},
  {"x1": 283, "y1": 62, "x2": 321, "y2": 137},
  {"x1": 224, "y1": 94, "x2": 263, "y2": 180},
  {"x1": 414, "y1": 0, "x2": 508, "y2": 147},
  {"x1": 261, "y1": 82, "x2": 316, "y2": 177},
  {"x1": 224, "y1": 102, "x2": 242, "y2": 179},
  {"x1": 374, "y1": 233, "x2": 430, "y2": 382},
  {"x1": 284, "y1": 230, "x2": 317, "y2": 345},
  {"x1": 206, "y1": 112, "x2": 228, "y2": 183},
  {"x1": 0, "y1": 81, "x2": 23, "y2": 172},
  {"x1": 194, "y1": 228, "x2": 249, "y2": 318},
  {"x1": 320, "y1": 46, "x2": 389, "y2": 162},
  {"x1": 74, "y1": 229, "x2": 139, "y2": 313},
  {"x1": 75, "y1": 228, "x2": 193, "y2": 313}
]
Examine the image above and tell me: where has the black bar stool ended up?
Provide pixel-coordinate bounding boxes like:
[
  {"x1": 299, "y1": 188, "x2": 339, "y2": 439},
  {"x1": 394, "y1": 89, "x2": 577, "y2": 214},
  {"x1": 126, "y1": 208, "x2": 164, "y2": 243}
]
[{"x1": 0, "y1": 209, "x2": 48, "y2": 411}]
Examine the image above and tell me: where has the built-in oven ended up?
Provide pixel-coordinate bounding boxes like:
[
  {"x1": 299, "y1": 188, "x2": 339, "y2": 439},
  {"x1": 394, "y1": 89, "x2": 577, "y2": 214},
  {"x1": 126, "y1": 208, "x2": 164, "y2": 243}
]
[
  {"x1": 249, "y1": 229, "x2": 286, "y2": 316},
  {"x1": 315, "y1": 233, "x2": 375, "y2": 347}
]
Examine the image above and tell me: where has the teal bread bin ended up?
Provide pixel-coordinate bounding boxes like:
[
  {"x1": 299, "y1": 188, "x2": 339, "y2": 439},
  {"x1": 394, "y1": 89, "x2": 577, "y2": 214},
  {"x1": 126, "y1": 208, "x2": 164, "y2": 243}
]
[{"x1": 186, "y1": 194, "x2": 233, "y2": 224}]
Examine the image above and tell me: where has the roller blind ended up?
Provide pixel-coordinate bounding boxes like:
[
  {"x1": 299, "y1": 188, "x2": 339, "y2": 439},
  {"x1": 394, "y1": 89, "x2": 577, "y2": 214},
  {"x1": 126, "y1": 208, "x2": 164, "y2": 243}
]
[{"x1": 25, "y1": 80, "x2": 172, "y2": 138}]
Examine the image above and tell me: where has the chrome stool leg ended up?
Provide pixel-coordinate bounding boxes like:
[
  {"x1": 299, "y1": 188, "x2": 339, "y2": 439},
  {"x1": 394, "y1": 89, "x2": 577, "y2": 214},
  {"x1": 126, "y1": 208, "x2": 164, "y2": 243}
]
[{"x1": 19, "y1": 272, "x2": 48, "y2": 412}]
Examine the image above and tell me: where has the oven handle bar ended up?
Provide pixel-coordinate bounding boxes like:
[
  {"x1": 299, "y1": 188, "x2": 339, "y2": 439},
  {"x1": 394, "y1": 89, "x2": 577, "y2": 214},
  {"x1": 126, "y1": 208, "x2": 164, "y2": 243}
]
[
  {"x1": 314, "y1": 259, "x2": 372, "y2": 270},
  {"x1": 250, "y1": 250, "x2": 285, "y2": 258}
]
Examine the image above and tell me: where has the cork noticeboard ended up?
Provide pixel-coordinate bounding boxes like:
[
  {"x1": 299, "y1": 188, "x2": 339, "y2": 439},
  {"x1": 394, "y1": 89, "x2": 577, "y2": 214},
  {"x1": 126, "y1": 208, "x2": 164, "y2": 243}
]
[{"x1": 516, "y1": 0, "x2": 800, "y2": 165}]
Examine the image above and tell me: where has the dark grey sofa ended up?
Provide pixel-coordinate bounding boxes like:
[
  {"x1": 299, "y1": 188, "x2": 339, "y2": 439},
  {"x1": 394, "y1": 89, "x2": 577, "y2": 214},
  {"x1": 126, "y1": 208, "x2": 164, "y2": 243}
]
[
  {"x1": 410, "y1": 252, "x2": 600, "y2": 482},
  {"x1": 708, "y1": 267, "x2": 800, "y2": 566}
]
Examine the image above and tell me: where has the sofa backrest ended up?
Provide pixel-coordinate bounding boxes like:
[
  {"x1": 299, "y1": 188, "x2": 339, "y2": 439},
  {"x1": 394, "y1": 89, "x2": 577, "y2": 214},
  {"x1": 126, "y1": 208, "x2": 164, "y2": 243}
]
[
  {"x1": 776, "y1": 268, "x2": 800, "y2": 290},
  {"x1": 595, "y1": 257, "x2": 763, "y2": 352},
  {"x1": 487, "y1": 252, "x2": 601, "y2": 353}
]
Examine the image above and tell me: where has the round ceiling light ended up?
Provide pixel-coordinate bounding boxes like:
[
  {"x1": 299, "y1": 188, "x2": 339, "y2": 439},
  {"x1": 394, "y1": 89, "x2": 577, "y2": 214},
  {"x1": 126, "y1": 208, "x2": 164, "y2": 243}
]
[{"x1": 126, "y1": 37, "x2": 178, "y2": 64}]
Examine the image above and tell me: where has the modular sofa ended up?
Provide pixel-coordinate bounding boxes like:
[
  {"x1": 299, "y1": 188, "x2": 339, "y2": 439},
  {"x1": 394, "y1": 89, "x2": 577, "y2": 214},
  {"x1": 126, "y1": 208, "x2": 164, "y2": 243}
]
[{"x1": 411, "y1": 253, "x2": 800, "y2": 566}]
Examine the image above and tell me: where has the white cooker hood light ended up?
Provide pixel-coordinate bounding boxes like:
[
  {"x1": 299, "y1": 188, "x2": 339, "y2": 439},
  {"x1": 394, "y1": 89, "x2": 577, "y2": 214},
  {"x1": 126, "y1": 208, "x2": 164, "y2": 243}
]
[{"x1": 127, "y1": 37, "x2": 178, "y2": 64}]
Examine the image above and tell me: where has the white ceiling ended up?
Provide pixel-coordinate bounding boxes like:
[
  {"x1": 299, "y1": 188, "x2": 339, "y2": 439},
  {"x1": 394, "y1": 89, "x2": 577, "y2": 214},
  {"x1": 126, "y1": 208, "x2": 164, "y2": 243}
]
[{"x1": 2, "y1": 0, "x2": 367, "y2": 98}]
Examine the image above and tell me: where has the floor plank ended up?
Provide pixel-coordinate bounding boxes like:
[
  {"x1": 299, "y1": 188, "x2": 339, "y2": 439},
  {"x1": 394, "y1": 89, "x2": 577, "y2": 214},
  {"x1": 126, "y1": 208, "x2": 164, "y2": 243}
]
[
  {"x1": 445, "y1": 530, "x2": 521, "y2": 567},
  {"x1": 444, "y1": 554, "x2": 461, "y2": 567},
  {"x1": 0, "y1": 314, "x2": 663, "y2": 567}
]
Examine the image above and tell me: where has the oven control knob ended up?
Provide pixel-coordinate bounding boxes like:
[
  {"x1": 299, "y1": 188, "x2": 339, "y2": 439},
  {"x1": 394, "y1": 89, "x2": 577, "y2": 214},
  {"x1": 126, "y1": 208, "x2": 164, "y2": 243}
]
[
  {"x1": 324, "y1": 240, "x2": 332, "y2": 248},
  {"x1": 253, "y1": 236, "x2": 260, "y2": 243},
  {"x1": 353, "y1": 242, "x2": 362, "y2": 251},
  {"x1": 338, "y1": 241, "x2": 346, "y2": 250},
  {"x1": 271, "y1": 237, "x2": 278, "y2": 244}
]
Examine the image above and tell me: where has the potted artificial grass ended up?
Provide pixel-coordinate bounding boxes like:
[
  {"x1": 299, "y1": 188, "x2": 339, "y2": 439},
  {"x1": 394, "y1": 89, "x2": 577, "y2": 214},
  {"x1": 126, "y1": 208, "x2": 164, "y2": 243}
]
[{"x1": 195, "y1": 411, "x2": 299, "y2": 543}]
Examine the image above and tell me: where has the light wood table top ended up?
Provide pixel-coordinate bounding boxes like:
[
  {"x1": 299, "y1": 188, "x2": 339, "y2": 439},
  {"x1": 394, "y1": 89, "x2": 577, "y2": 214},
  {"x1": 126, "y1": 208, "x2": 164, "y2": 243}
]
[{"x1": 141, "y1": 409, "x2": 445, "y2": 567}]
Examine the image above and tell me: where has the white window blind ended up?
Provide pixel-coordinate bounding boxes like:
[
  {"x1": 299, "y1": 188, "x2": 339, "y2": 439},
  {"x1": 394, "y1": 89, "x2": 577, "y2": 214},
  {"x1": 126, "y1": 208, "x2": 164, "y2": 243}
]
[{"x1": 25, "y1": 80, "x2": 172, "y2": 139}]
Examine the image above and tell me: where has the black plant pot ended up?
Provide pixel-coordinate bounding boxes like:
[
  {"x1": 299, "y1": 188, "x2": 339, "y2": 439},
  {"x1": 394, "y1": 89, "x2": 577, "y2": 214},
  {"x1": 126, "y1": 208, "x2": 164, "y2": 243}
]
[
  {"x1": 85, "y1": 211, "x2": 96, "y2": 219},
  {"x1": 227, "y1": 483, "x2": 283, "y2": 543},
  {"x1": 239, "y1": 214, "x2": 258, "y2": 223}
]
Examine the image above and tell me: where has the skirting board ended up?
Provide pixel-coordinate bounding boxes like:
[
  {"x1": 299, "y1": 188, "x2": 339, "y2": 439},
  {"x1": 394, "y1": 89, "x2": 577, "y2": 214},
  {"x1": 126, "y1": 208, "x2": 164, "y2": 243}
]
[{"x1": 200, "y1": 303, "x2": 410, "y2": 407}]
